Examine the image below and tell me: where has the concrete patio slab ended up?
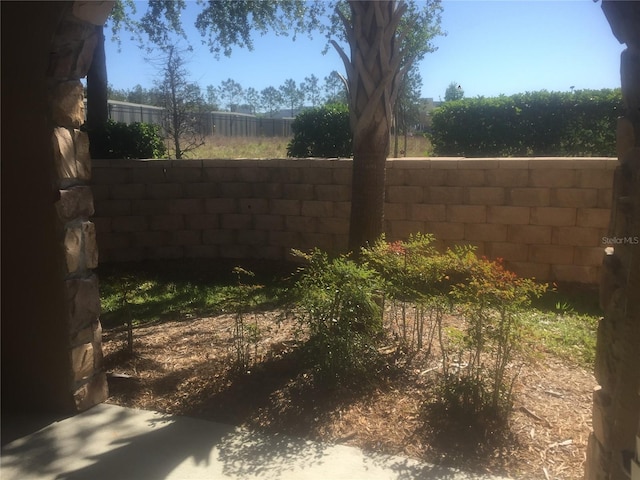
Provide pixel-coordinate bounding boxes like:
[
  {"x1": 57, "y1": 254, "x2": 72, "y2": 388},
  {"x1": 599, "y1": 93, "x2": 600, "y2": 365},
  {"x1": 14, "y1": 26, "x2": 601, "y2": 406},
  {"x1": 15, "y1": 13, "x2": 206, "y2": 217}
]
[{"x1": 1, "y1": 403, "x2": 511, "y2": 480}]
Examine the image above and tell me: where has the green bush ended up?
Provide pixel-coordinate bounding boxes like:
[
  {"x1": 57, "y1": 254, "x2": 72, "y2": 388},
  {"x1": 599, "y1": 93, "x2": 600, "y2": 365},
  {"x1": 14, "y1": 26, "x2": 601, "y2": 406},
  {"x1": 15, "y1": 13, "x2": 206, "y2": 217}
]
[
  {"x1": 287, "y1": 103, "x2": 352, "y2": 158},
  {"x1": 291, "y1": 248, "x2": 383, "y2": 385},
  {"x1": 88, "y1": 120, "x2": 167, "y2": 159},
  {"x1": 430, "y1": 89, "x2": 621, "y2": 157}
]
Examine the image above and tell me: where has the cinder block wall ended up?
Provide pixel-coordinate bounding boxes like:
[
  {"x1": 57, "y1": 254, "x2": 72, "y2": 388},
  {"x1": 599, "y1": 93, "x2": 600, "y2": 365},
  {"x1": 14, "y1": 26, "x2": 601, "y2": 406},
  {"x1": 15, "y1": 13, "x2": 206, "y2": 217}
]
[{"x1": 92, "y1": 157, "x2": 615, "y2": 283}]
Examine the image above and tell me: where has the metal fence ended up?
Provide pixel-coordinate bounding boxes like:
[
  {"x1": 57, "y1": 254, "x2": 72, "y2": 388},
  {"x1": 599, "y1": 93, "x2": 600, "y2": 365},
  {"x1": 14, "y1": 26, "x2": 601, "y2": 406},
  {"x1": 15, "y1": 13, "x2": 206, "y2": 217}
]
[{"x1": 87, "y1": 100, "x2": 293, "y2": 138}]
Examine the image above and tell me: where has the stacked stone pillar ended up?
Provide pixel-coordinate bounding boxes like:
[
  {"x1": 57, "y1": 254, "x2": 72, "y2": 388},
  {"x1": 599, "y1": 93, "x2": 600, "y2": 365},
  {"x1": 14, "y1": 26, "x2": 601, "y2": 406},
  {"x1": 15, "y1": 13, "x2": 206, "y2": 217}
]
[
  {"x1": 48, "y1": 2, "x2": 113, "y2": 411},
  {"x1": 586, "y1": 2, "x2": 640, "y2": 479}
]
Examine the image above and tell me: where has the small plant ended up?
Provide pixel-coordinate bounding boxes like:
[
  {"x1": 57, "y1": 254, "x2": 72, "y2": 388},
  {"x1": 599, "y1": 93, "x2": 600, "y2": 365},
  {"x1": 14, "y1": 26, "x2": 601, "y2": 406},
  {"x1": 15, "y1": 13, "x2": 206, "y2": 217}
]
[
  {"x1": 291, "y1": 249, "x2": 383, "y2": 385},
  {"x1": 88, "y1": 120, "x2": 166, "y2": 159},
  {"x1": 223, "y1": 267, "x2": 264, "y2": 373},
  {"x1": 287, "y1": 103, "x2": 352, "y2": 158}
]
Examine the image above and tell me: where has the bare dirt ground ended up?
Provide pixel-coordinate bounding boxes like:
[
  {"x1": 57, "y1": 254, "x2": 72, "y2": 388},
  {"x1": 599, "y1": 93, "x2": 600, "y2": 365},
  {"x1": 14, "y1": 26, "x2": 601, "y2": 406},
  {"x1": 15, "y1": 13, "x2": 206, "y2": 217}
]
[{"x1": 103, "y1": 310, "x2": 595, "y2": 480}]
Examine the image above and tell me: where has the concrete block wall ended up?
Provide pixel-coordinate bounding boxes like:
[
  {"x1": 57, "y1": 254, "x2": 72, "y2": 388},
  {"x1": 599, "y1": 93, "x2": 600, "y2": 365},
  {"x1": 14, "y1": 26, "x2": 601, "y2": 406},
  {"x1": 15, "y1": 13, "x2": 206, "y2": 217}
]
[{"x1": 93, "y1": 157, "x2": 616, "y2": 283}]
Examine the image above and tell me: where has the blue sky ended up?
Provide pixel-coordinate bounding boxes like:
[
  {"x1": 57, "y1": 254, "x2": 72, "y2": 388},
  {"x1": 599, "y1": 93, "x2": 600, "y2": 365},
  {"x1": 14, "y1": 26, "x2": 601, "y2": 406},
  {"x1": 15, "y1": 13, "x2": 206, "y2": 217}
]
[{"x1": 104, "y1": 0, "x2": 624, "y2": 101}]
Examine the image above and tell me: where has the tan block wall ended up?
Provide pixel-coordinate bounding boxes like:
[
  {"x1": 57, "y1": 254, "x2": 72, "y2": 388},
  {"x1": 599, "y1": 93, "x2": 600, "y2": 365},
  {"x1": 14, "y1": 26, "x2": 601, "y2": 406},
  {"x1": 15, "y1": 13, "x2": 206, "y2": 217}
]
[{"x1": 93, "y1": 157, "x2": 616, "y2": 283}]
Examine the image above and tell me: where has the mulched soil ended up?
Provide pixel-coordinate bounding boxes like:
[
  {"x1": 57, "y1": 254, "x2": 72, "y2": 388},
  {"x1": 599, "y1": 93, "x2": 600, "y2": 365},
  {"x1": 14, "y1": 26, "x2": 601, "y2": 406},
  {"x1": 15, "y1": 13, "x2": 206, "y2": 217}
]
[{"x1": 103, "y1": 309, "x2": 595, "y2": 480}]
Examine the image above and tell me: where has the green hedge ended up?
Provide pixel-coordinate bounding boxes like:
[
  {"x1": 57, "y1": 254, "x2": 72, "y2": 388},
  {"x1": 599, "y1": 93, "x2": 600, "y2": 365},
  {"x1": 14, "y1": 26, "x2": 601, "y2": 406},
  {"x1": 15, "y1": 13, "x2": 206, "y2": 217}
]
[
  {"x1": 287, "y1": 103, "x2": 352, "y2": 158},
  {"x1": 429, "y1": 89, "x2": 621, "y2": 157},
  {"x1": 88, "y1": 120, "x2": 167, "y2": 159}
]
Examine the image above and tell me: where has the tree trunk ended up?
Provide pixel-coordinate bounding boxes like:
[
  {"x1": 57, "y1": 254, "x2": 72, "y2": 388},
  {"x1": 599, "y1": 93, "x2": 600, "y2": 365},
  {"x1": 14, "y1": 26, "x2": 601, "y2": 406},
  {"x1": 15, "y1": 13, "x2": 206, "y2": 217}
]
[
  {"x1": 332, "y1": 1, "x2": 407, "y2": 251},
  {"x1": 86, "y1": 25, "x2": 108, "y2": 131}
]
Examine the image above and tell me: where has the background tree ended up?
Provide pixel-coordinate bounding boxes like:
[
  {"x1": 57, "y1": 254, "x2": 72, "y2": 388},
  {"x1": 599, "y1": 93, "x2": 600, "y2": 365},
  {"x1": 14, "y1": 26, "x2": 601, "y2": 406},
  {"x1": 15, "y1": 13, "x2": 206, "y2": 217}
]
[
  {"x1": 260, "y1": 87, "x2": 283, "y2": 117},
  {"x1": 444, "y1": 81, "x2": 464, "y2": 101},
  {"x1": 323, "y1": 70, "x2": 348, "y2": 104},
  {"x1": 280, "y1": 79, "x2": 306, "y2": 117},
  {"x1": 302, "y1": 74, "x2": 322, "y2": 107},
  {"x1": 218, "y1": 78, "x2": 244, "y2": 112},
  {"x1": 244, "y1": 87, "x2": 260, "y2": 115},
  {"x1": 155, "y1": 45, "x2": 206, "y2": 159},
  {"x1": 205, "y1": 84, "x2": 220, "y2": 110}
]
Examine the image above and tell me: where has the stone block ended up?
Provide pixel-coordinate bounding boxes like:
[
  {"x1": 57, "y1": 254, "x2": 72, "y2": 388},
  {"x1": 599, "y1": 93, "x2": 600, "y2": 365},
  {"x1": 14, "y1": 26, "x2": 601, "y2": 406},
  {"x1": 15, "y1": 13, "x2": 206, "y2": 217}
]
[
  {"x1": 529, "y1": 169, "x2": 576, "y2": 187},
  {"x1": 92, "y1": 216, "x2": 111, "y2": 234},
  {"x1": 237, "y1": 229, "x2": 268, "y2": 246},
  {"x1": 389, "y1": 220, "x2": 425, "y2": 240},
  {"x1": 83, "y1": 221, "x2": 98, "y2": 269},
  {"x1": 53, "y1": 127, "x2": 77, "y2": 179},
  {"x1": 219, "y1": 244, "x2": 252, "y2": 259},
  {"x1": 488, "y1": 242, "x2": 529, "y2": 262},
  {"x1": 507, "y1": 225, "x2": 552, "y2": 244},
  {"x1": 271, "y1": 199, "x2": 301, "y2": 216},
  {"x1": 252, "y1": 182, "x2": 283, "y2": 199},
  {"x1": 71, "y1": 343, "x2": 94, "y2": 383},
  {"x1": 237, "y1": 166, "x2": 269, "y2": 183},
  {"x1": 465, "y1": 223, "x2": 508, "y2": 242},
  {"x1": 333, "y1": 165, "x2": 353, "y2": 185},
  {"x1": 334, "y1": 202, "x2": 351, "y2": 218},
  {"x1": 509, "y1": 188, "x2": 550, "y2": 206},
  {"x1": 574, "y1": 246, "x2": 605, "y2": 266},
  {"x1": 51, "y1": 80, "x2": 84, "y2": 128},
  {"x1": 300, "y1": 232, "x2": 335, "y2": 252},
  {"x1": 577, "y1": 208, "x2": 611, "y2": 229},
  {"x1": 530, "y1": 207, "x2": 577, "y2": 226},
  {"x1": 528, "y1": 244, "x2": 574, "y2": 265},
  {"x1": 150, "y1": 215, "x2": 184, "y2": 232},
  {"x1": 577, "y1": 170, "x2": 615, "y2": 189},
  {"x1": 427, "y1": 186, "x2": 464, "y2": 205},
  {"x1": 485, "y1": 169, "x2": 529, "y2": 187},
  {"x1": 551, "y1": 264, "x2": 599, "y2": 283},
  {"x1": 425, "y1": 221, "x2": 465, "y2": 240},
  {"x1": 203, "y1": 166, "x2": 236, "y2": 182},
  {"x1": 415, "y1": 169, "x2": 447, "y2": 186},
  {"x1": 585, "y1": 433, "x2": 611, "y2": 480},
  {"x1": 131, "y1": 199, "x2": 169, "y2": 215},
  {"x1": 108, "y1": 247, "x2": 144, "y2": 262},
  {"x1": 133, "y1": 231, "x2": 170, "y2": 248},
  {"x1": 317, "y1": 217, "x2": 350, "y2": 235},
  {"x1": 553, "y1": 226, "x2": 602, "y2": 247},
  {"x1": 131, "y1": 166, "x2": 168, "y2": 184},
  {"x1": 151, "y1": 246, "x2": 184, "y2": 259},
  {"x1": 112, "y1": 216, "x2": 147, "y2": 232},
  {"x1": 286, "y1": 216, "x2": 317, "y2": 233},
  {"x1": 56, "y1": 186, "x2": 95, "y2": 222},
  {"x1": 301, "y1": 201, "x2": 334, "y2": 218},
  {"x1": 386, "y1": 186, "x2": 424, "y2": 204},
  {"x1": 185, "y1": 245, "x2": 219, "y2": 258},
  {"x1": 73, "y1": 373, "x2": 108, "y2": 412},
  {"x1": 269, "y1": 167, "x2": 301, "y2": 184},
  {"x1": 92, "y1": 167, "x2": 130, "y2": 185},
  {"x1": 168, "y1": 199, "x2": 204, "y2": 215},
  {"x1": 552, "y1": 188, "x2": 598, "y2": 208},
  {"x1": 597, "y1": 189, "x2": 613, "y2": 209},
  {"x1": 411, "y1": 204, "x2": 446, "y2": 222},
  {"x1": 315, "y1": 185, "x2": 351, "y2": 202},
  {"x1": 282, "y1": 183, "x2": 315, "y2": 200},
  {"x1": 185, "y1": 214, "x2": 218, "y2": 230},
  {"x1": 64, "y1": 226, "x2": 83, "y2": 273},
  {"x1": 487, "y1": 206, "x2": 530, "y2": 225},
  {"x1": 205, "y1": 198, "x2": 237, "y2": 214},
  {"x1": 73, "y1": 130, "x2": 91, "y2": 180},
  {"x1": 220, "y1": 182, "x2": 252, "y2": 198},
  {"x1": 96, "y1": 199, "x2": 131, "y2": 217},
  {"x1": 91, "y1": 184, "x2": 109, "y2": 202},
  {"x1": 446, "y1": 205, "x2": 487, "y2": 223},
  {"x1": 239, "y1": 198, "x2": 270, "y2": 215},
  {"x1": 384, "y1": 203, "x2": 407, "y2": 221},
  {"x1": 96, "y1": 232, "x2": 129, "y2": 250},
  {"x1": 147, "y1": 183, "x2": 183, "y2": 199},
  {"x1": 269, "y1": 230, "x2": 301, "y2": 249},
  {"x1": 202, "y1": 229, "x2": 234, "y2": 245},
  {"x1": 445, "y1": 169, "x2": 485, "y2": 186},
  {"x1": 71, "y1": 321, "x2": 101, "y2": 347},
  {"x1": 72, "y1": 2, "x2": 114, "y2": 25},
  {"x1": 385, "y1": 167, "x2": 406, "y2": 186},
  {"x1": 111, "y1": 183, "x2": 145, "y2": 200},
  {"x1": 65, "y1": 275, "x2": 100, "y2": 332},
  {"x1": 182, "y1": 182, "x2": 216, "y2": 199},
  {"x1": 592, "y1": 387, "x2": 613, "y2": 448},
  {"x1": 303, "y1": 167, "x2": 333, "y2": 185},
  {"x1": 221, "y1": 214, "x2": 251, "y2": 230},
  {"x1": 505, "y1": 261, "x2": 550, "y2": 280},
  {"x1": 254, "y1": 214, "x2": 284, "y2": 231},
  {"x1": 466, "y1": 187, "x2": 505, "y2": 205}
]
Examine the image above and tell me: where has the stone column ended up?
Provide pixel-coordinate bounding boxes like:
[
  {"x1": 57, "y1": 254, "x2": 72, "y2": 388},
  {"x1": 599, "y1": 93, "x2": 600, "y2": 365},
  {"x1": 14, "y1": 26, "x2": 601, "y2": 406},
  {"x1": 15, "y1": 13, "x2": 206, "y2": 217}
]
[
  {"x1": 48, "y1": 1, "x2": 114, "y2": 411},
  {"x1": 586, "y1": 2, "x2": 640, "y2": 479}
]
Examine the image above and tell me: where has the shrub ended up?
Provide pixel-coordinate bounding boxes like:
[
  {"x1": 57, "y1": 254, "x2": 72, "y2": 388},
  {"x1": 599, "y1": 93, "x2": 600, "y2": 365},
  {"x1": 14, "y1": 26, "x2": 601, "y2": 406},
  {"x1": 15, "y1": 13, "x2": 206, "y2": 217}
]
[
  {"x1": 430, "y1": 89, "x2": 621, "y2": 157},
  {"x1": 88, "y1": 120, "x2": 167, "y2": 159},
  {"x1": 287, "y1": 103, "x2": 352, "y2": 158},
  {"x1": 291, "y1": 249, "x2": 383, "y2": 385}
]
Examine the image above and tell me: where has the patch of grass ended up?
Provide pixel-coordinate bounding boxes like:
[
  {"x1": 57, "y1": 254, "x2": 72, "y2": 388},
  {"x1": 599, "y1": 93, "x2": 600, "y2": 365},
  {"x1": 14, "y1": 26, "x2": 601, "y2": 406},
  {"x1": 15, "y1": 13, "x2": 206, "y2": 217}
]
[
  {"x1": 98, "y1": 259, "x2": 293, "y2": 330},
  {"x1": 187, "y1": 134, "x2": 433, "y2": 159}
]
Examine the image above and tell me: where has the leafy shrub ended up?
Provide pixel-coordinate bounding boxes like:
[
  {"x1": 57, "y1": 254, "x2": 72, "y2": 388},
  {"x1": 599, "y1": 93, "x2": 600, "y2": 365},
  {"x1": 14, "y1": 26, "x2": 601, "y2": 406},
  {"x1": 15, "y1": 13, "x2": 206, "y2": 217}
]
[
  {"x1": 291, "y1": 249, "x2": 383, "y2": 385},
  {"x1": 88, "y1": 120, "x2": 167, "y2": 159},
  {"x1": 430, "y1": 89, "x2": 621, "y2": 157},
  {"x1": 287, "y1": 103, "x2": 352, "y2": 158}
]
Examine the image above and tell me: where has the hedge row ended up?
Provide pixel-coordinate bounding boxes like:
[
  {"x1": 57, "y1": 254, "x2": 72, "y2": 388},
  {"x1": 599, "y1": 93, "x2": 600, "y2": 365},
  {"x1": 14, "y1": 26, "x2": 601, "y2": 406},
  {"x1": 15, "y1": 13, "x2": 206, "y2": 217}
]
[{"x1": 429, "y1": 89, "x2": 622, "y2": 157}]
